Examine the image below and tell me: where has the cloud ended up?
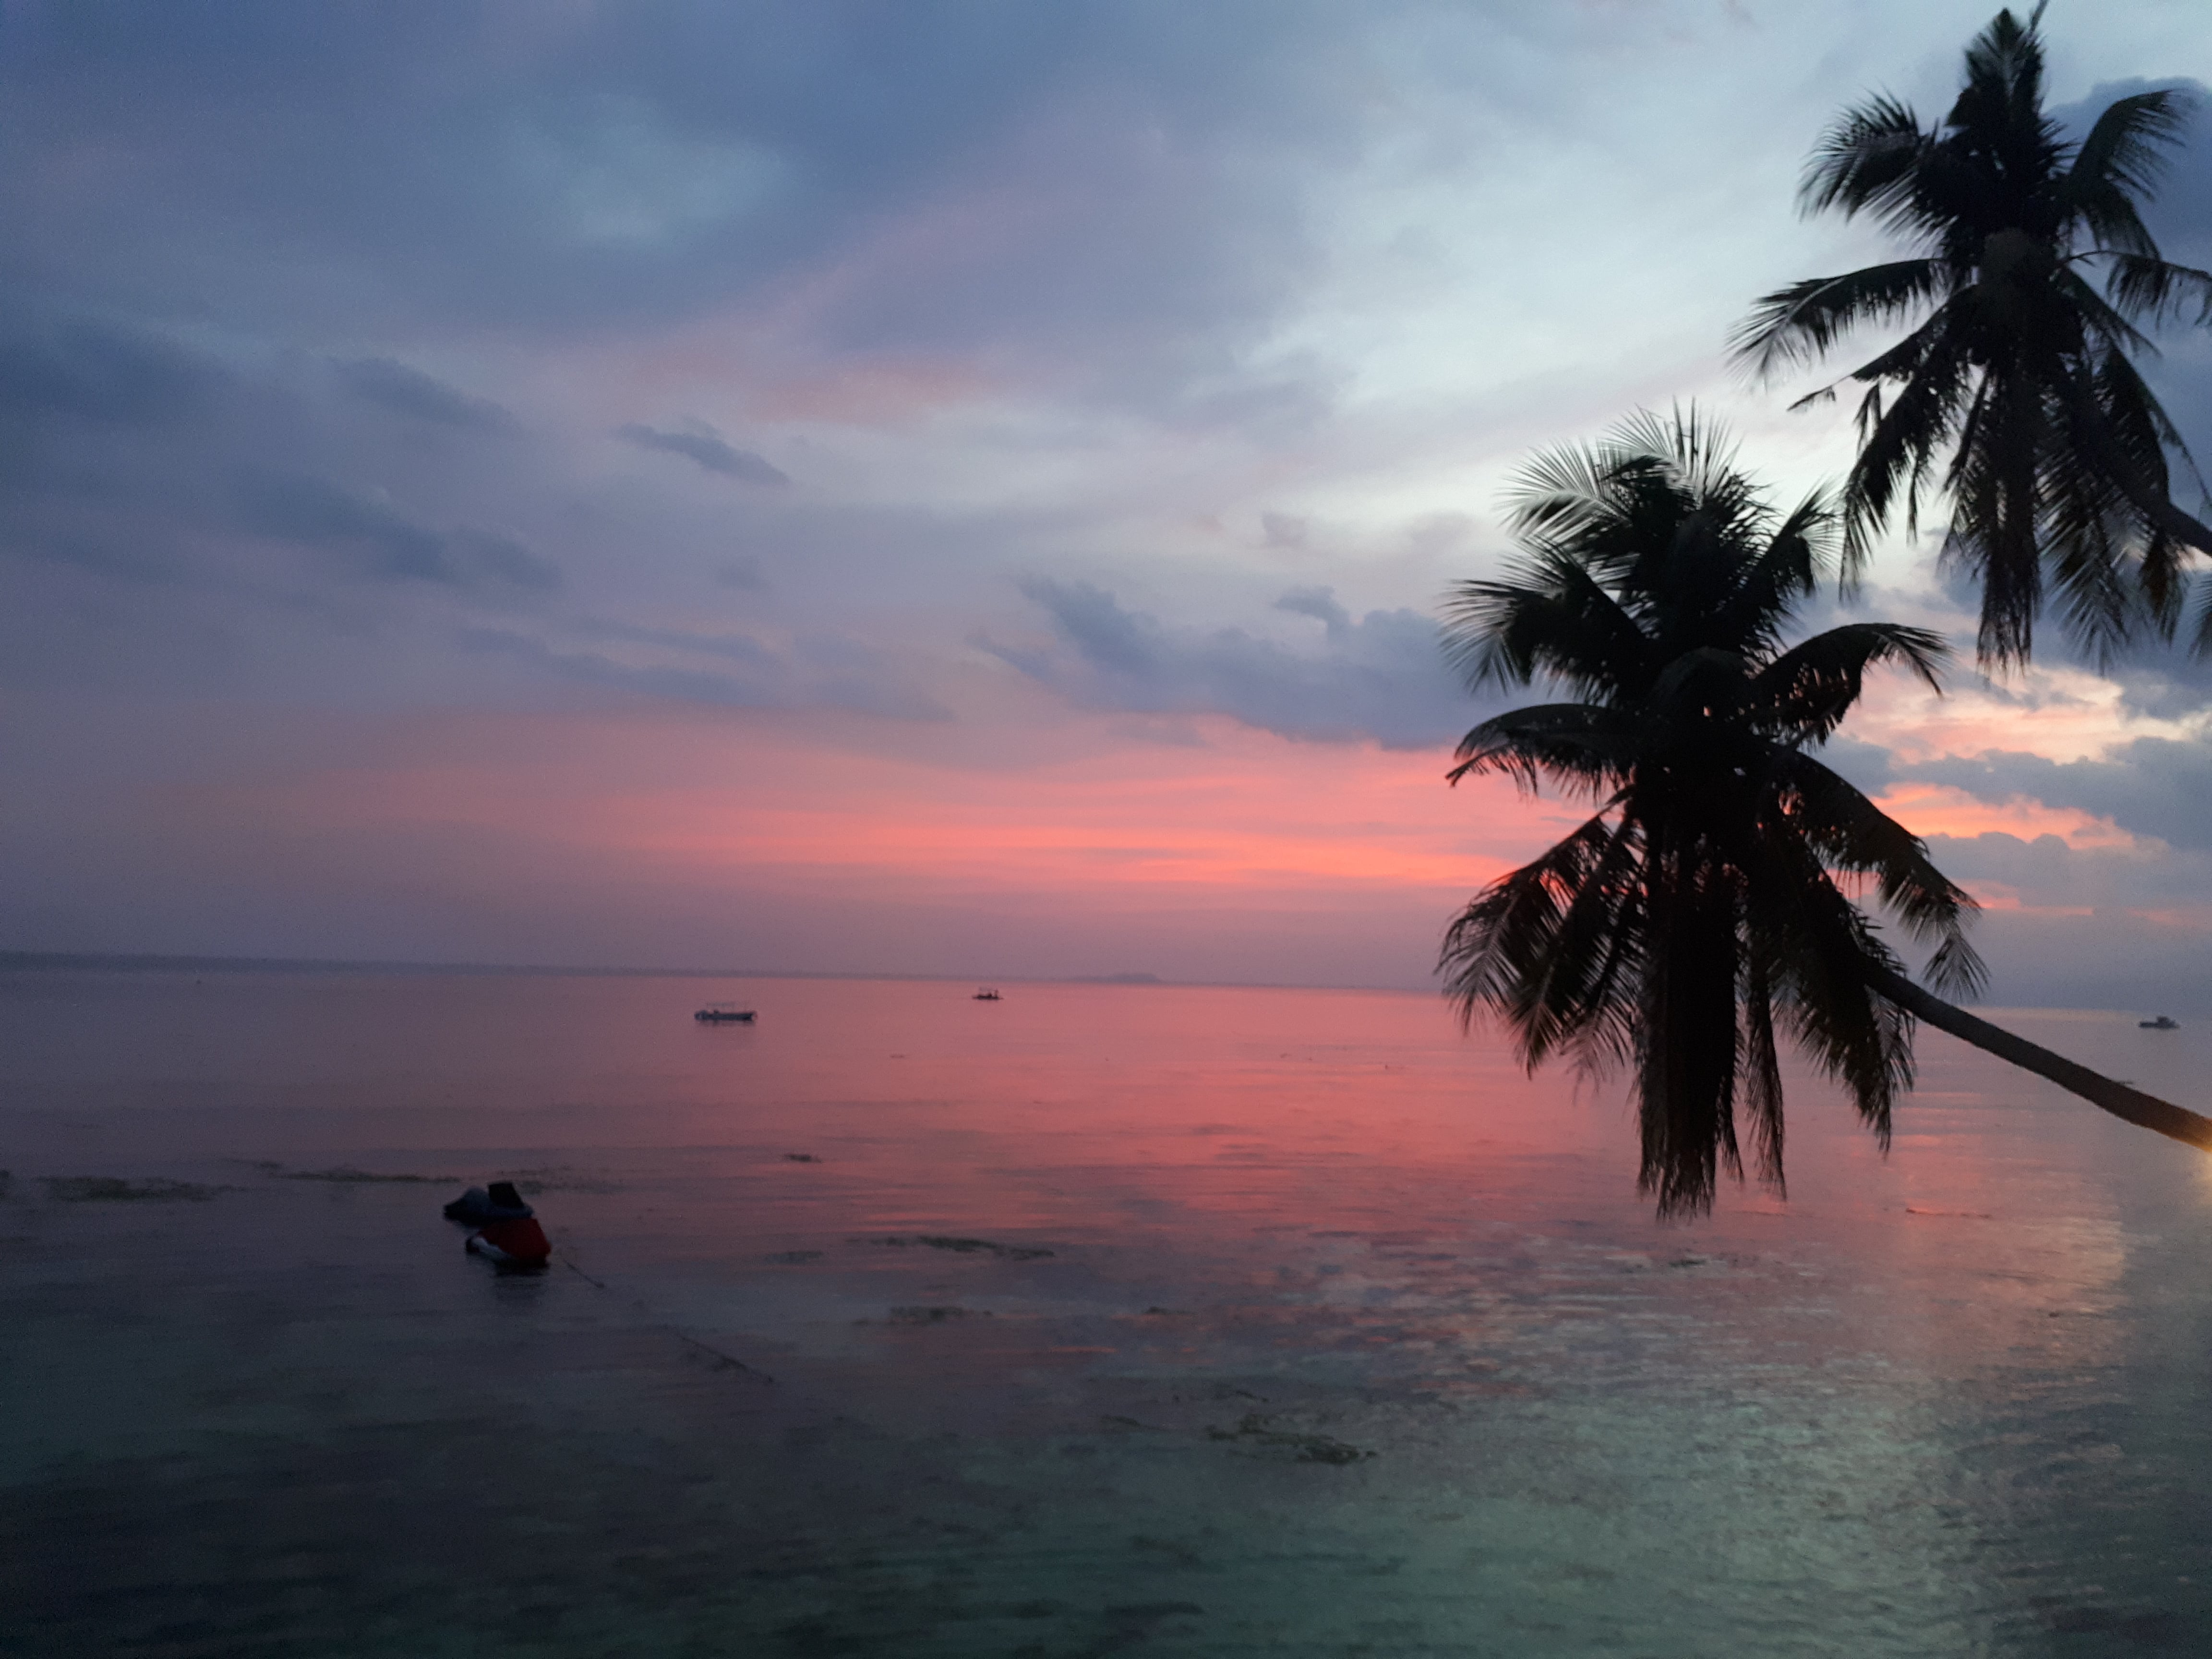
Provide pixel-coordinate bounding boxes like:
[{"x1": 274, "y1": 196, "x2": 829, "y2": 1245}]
[
  {"x1": 331, "y1": 357, "x2": 518, "y2": 431},
  {"x1": 0, "y1": 320, "x2": 225, "y2": 431},
  {"x1": 1899, "y1": 736, "x2": 2212, "y2": 853},
  {"x1": 234, "y1": 472, "x2": 451, "y2": 580},
  {"x1": 1274, "y1": 585, "x2": 1351, "y2": 639},
  {"x1": 8, "y1": 3, "x2": 2212, "y2": 992},
  {"x1": 0, "y1": 0, "x2": 1345, "y2": 386},
  {"x1": 8, "y1": 534, "x2": 184, "y2": 585},
  {"x1": 452, "y1": 529, "x2": 563, "y2": 594},
  {"x1": 232, "y1": 472, "x2": 560, "y2": 592},
  {"x1": 459, "y1": 619, "x2": 947, "y2": 721},
  {"x1": 987, "y1": 577, "x2": 1474, "y2": 750},
  {"x1": 616, "y1": 421, "x2": 789, "y2": 484},
  {"x1": 459, "y1": 625, "x2": 783, "y2": 709}
]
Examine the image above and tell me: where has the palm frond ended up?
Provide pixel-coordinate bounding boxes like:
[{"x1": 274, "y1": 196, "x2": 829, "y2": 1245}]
[
  {"x1": 1439, "y1": 808, "x2": 1644, "y2": 1072},
  {"x1": 2066, "y1": 87, "x2": 2193, "y2": 257},
  {"x1": 1835, "y1": 309, "x2": 1978, "y2": 570},
  {"x1": 1439, "y1": 556, "x2": 1650, "y2": 699},
  {"x1": 1712, "y1": 488, "x2": 1835, "y2": 633},
  {"x1": 1799, "y1": 94, "x2": 1930, "y2": 228},
  {"x1": 2102, "y1": 252, "x2": 2212, "y2": 328},
  {"x1": 1446, "y1": 703, "x2": 1638, "y2": 800},
  {"x1": 1732, "y1": 261, "x2": 1948, "y2": 381},
  {"x1": 1763, "y1": 750, "x2": 1985, "y2": 993},
  {"x1": 1765, "y1": 862, "x2": 1917, "y2": 1147},
  {"x1": 1743, "y1": 622, "x2": 1950, "y2": 743}
]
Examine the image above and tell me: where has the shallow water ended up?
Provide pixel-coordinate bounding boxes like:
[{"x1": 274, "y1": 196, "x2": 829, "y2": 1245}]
[{"x1": 4, "y1": 970, "x2": 2211, "y2": 1656}]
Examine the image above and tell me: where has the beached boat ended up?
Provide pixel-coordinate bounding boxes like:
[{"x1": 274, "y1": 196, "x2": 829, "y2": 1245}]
[
  {"x1": 973, "y1": 988, "x2": 1002, "y2": 1001},
  {"x1": 2140, "y1": 1015, "x2": 2180, "y2": 1030},
  {"x1": 695, "y1": 1002, "x2": 757, "y2": 1023}
]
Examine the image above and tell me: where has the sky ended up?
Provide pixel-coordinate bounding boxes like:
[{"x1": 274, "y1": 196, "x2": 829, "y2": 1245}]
[{"x1": 6, "y1": 0, "x2": 2212, "y2": 1007}]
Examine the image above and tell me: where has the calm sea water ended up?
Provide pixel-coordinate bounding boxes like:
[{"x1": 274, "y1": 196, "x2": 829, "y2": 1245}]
[{"x1": 3, "y1": 969, "x2": 2211, "y2": 1657}]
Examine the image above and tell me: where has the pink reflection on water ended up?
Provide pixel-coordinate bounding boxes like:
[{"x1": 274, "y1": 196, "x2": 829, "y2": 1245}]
[
  {"x1": 10, "y1": 969, "x2": 2212, "y2": 1651},
  {"x1": 4, "y1": 971, "x2": 2178, "y2": 1407}
]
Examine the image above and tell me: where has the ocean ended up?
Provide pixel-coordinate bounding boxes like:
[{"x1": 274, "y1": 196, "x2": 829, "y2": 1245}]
[{"x1": 3, "y1": 968, "x2": 2209, "y2": 1656}]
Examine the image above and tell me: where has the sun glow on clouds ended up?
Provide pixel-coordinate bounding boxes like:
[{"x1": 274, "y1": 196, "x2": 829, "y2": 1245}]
[
  {"x1": 1855, "y1": 662, "x2": 2212, "y2": 768},
  {"x1": 507, "y1": 710, "x2": 1569, "y2": 902},
  {"x1": 1873, "y1": 783, "x2": 2160, "y2": 856},
  {"x1": 161, "y1": 701, "x2": 1576, "y2": 979},
  {"x1": 11, "y1": 1, "x2": 2212, "y2": 998}
]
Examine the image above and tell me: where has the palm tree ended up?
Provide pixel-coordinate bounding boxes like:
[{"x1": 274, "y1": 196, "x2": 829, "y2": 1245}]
[
  {"x1": 1732, "y1": 6, "x2": 2212, "y2": 669},
  {"x1": 1441, "y1": 411, "x2": 2212, "y2": 1216}
]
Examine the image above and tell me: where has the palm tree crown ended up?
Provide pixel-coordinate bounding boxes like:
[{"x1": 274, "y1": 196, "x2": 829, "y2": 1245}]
[
  {"x1": 1733, "y1": 6, "x2": 2212, "y2": 668},
  {"x1": 1441, "y1": 412, "x2": 1984, "y2": 1215}
]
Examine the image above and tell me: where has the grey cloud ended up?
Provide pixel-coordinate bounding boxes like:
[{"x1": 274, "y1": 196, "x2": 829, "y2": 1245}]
[
  {"x1": 572, "y1": 617, "x2": 779, "y2": 669},
  {"x1": 460, "y1": 620, "x2": 946, "y2": 721},
  {"x1": 2108, "y1": 645, "x2": 2212, "y2": 722},
  {"x1": 1018, "y1": 577, "x2": 1156, "y2": 673},
  {"x1": 0, "y1": 0, "x2": 1374, "y2": 407},
  {"x1": 713, "y1": 557, "x2": 766, "y2": 590},
  {"x1": 0, "y1": 321, "x2": 225, "y2": 431},
  {"x1": 1918, "y1": 830, "x2": 2209, "y2": 941},
  {"x1": 459, "y1": 626, "x2": 787, "y2": 710},
  {"x1": 1814, "y1": 733, "x2": 1897, "y2": 796},
  {"x1": 1275, "y1": 585, "x2": 1350, "y2": 640},
  {"x1": 233, "y1": 472, "x2": 456, "y2": 582},
  {"x1": 10, "y1": 534, "x2": 184, "y2": 585},
  {"x1": 1884, "y1": 823, "x2": 2212, "y2": 1007},
  {"x1": 616, "y1": 421, "x2": 789, "y2": 485},
  {"x1": 331, "y1": 358, "x2": 518, "y2": 431},
  {"x1": 233, "y1": 473, "x2": 560, "y2": 593},
  {"x1": 1903, "y1": 736, "x2": 2212, "y2": 852},
  {"x1": 989, "y1": 577, "x2": 1474, "y2": 749},
  {"x1": 452, "y1": 529, "x2": 562, "y2": 593}
]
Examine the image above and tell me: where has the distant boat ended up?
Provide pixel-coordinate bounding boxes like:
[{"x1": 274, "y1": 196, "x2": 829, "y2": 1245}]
[
  {"x1": 973, "y1": 988, "x2": 1002, "y2": 1001},
  {"x1": 2140, "y1": 1015, "x2": 2180, "y2": 1030},
  {"x1": 695, "y1": 1002, "x2": 757, "y2": 1023}
]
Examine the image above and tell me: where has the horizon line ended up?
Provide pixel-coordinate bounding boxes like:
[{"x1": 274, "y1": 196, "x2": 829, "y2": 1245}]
[
  {"x1": 0, "y1": 948, "x2": 1402, "y2": 996},
  {"x1": 0, "y1": 949, "x2": 2180, "y2": 1018}
]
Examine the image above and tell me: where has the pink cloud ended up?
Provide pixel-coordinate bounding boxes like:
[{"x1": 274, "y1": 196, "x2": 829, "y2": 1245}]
[{"x1": 1874, "y1": 782, "x2": 2159, "y2": 854}]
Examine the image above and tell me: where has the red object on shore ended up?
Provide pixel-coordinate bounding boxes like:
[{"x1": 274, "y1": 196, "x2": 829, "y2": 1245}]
[{"x1": 467, "y1": 1215, "x2": 551, "y2": 1266}]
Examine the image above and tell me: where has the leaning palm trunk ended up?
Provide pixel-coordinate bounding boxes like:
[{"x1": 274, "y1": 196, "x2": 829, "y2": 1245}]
[{"x1": 1864, "y1": 963, "x2": 2212, "y2": 1152}]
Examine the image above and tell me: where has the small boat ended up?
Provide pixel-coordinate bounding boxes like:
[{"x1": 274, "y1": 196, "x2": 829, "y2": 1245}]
[
  {"x1": 973, "y1": 987, "x2": 1002, "y2": 1001},
  {"x1": 695, "y1": 1002, "x2": 757, "y2": 1023},
  {"x1": 2140, "y1": 1015, "x2": 2180, "y2": 1030}
]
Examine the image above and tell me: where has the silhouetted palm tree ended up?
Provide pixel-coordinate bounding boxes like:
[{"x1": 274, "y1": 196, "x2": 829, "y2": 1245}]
[
  {"x1": 1441, "y1": 412, "x2": 2212, "y2": 1215},
  {"x1": 1733, "y1": 6, "x2": 2212, "y2": 668}
]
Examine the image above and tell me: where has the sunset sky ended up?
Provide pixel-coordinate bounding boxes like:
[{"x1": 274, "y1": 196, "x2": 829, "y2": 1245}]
[{"x1": 6, "y1": 0, "x2": 2212, "y2": 1006}]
